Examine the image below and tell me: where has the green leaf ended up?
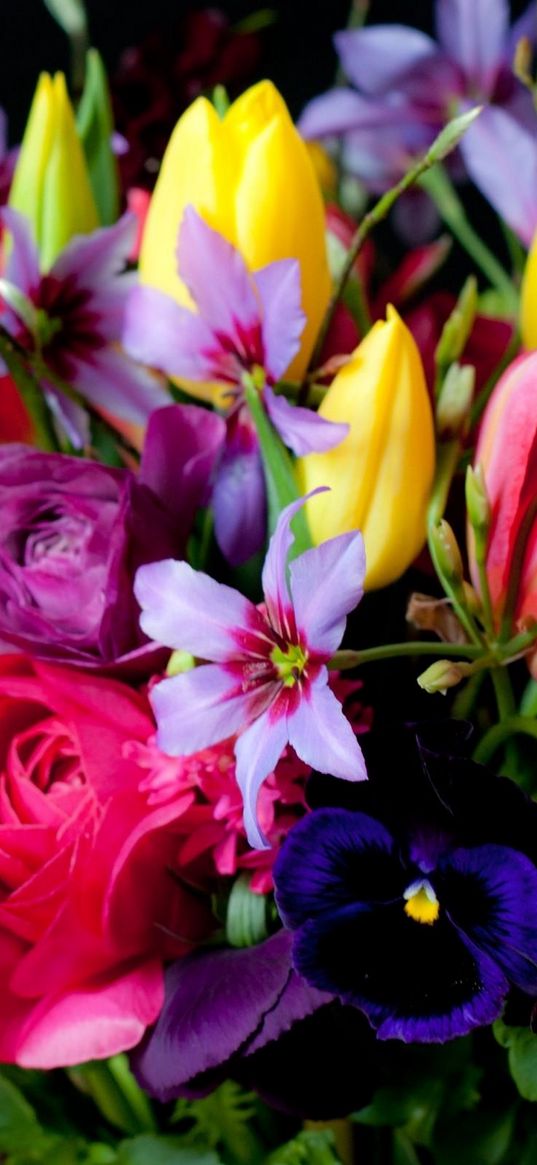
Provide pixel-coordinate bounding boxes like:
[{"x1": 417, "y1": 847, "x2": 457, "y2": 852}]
[
  {"x1": 433, "y1": 1107, "x2": 516, "y2": 1165},
  {"x1": 116, "y1": 1136, "x2": 221, "y2": 1165},
  {"x1": 68, "y1": 1055, "x2": 156, "y2": 1136},
  {"x1": 393, "y1": 1131, "x2": 421, "y2": 1165},
  {"x1": 42, "y1": 0, "x2": 87, "y2": 37},
  {"x1": 243, "y1": 380, "x2": 310, "y2": 555},
  {"x1": 171, "y1": 1082, "x2": 260, "y2": 1165},
  {"x1": 494, "y1": 1020, "x2": 537, "y2": 1101},
  {"x1": 266, "y1": 1128, "x2": 342, "y2": 1164},
  {"x1": 76, "y1": 49, "x2": 120, "y2": 225}
]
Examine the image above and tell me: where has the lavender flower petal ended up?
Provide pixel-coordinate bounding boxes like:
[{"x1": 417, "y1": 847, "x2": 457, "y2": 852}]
[
  {"x1": 436, "y1": 0, "x2": 509, "y2": 94},
  {"x1": 177, "y1": 206, "x2": 260, "y2": 346},
  {"x1": 289, "y1": 531, "x2": 365, "y2": 655},
  {"x1": 287, "y1": 672, "x2": 367, "y2": 782},
  {"x1": 150, "y1": 666, "x2": 254, "y2": 756},
  {"x1": 264, "y1": 387, "x2": 349, "y2": 456},
  {"x1": 1, "y1": 207, "x2": 40, "y2": 294},
  {"x1": 459, "y1": 105, "x2": 537, "y2": 244},
  {"x1": 123, "y1": 284, "x2": 218, "y2": 381},
  {"x1": 135, "y1": 558, "x2": 257, "y2": 658},
  {"x1": 335, "y1": 26, "x2": 438, "y2": 95},
  {"x1": 254, "y1": 260, "x2": 305, "y2": 382},
  {"x1": 66, "y1": 345, "x2": 168, "y2": 425},
  {"x1": 235, "y1": 710, "x2": 289, "y2": 849}
]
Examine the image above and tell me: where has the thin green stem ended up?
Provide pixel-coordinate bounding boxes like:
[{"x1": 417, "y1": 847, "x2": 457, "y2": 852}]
[
  {"x1": 476, "y1": 547, "x2": 495, "y2": 636},
  {"x1": 330, "y1": 641, "x2": 483, "y2": 670},
  {"x1": 421, "y1": 166, "x2": 518, "y2": 312},
  {"x1": 473, "y1": 716, "x2": 537, "y2": 765},
  {"x1": 427, "y1": 439, "x2": 486, "y2": 648},
  {"x1": 520, "y1": 678, "x2": 537, "y2": 718},
  {"x1": 452, "y1": 670, "x2": 485, "y2": 719},
  {"x1": 491, "y1": 666, "x2": 516, "y2": 721}
]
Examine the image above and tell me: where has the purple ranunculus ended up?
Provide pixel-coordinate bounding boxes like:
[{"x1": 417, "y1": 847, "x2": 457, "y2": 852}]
[
  {"x1": 299, "y1": 0, "x2": 537, "y2": 242},
  {"x1": 274, "y1": 722, "x2": 537, "y2": 1043},
  {"x1": 131, "y1": 928, "x2": 382, "y2": 1119},
  {"x1": 0, "y1": 404, "x2": 225, "y2": 672},
  {"x1": 124, "y1": 207, "x2": 348, "y2": 565},
  {"x1": 0, "y1": 208, "x2": 169, "y2": 446},
  {"x1": 134, "y1": 491, "x2": 367, "y2": 849}
]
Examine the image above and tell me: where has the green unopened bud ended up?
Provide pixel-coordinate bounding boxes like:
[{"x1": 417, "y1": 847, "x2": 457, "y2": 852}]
[
  {"x1": 436, "y1": 276, "x2": 478, "y2": 368},
  {"x1": 417, "y1": 659, "x2": 472, "y2": 695},
  {"x1": 466, "y1": 464, "x2": 491, "y2": 540},
  {"x1": 463, "y1": 580, "x2": 481, "y2": 617},
  {"x1": 436, "y1": 362, "x2": 475, "y2": 437},
  {"x1": 430, "y1": 519, "x2": 464, "y2": 586},
  {"x1": 427, "y1": 107, "x2": 482, "y2": 163},
  {"x1": 166, "y1": 650, "x2": 195, "y2": 676}
]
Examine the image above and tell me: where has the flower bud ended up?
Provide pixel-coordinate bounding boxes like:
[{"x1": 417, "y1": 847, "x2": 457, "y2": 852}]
[
  {"x1": 417, "y1": 659, "x2": 472, "y2": 695},
  {"x1": 139, "y1": 80, "x2": 330, "y2": 387},
  {"x1": 435, "y1": 362, "x2": 474, "y2": 438},
  {"x1": 9, "y1": 73, "x2": 98, "y2": 271},
  {"x1": 435, "y1": 276, "x2": 477, "y2": 368},
  {"x1": 466, "y1": 464, "x2": 491, "y2": 541},
  {"x1": 297, "y1": 306, "x2": 435, "y2": 590},
  {"x1": 429, "y1": 520, "x2": 465, "y2": 587}
]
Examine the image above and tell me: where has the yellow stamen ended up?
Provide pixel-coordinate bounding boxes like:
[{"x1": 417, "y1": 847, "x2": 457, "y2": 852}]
[
  {"x1": 403, "y1": 880, "x2": 440, "y2": 926},
  {"x1": 271, "y1": 642, "x2": 307, "y2": 687}
]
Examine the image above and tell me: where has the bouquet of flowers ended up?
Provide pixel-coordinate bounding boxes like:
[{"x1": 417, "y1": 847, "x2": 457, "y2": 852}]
[{"x1": 2, "y1": 0, "x2": 537, "y2": 1161}]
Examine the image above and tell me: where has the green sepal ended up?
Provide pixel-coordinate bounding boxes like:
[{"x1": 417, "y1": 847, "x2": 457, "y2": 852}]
[
  {"x1": 225, "y1": 873, "x2": 269, "y2": 948},
  {"x1": 77, "y1": 49, "x2": 120, "y2": 226}
]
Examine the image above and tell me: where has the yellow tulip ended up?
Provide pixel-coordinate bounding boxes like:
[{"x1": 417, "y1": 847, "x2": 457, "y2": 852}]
[
  {"x1": 140, "y1": 80, "x2": 330, "y2": 391},
  {"x1": 521, "y1": 228, "x2": 537, "y2": 348},
  {"x1": 9, "y1": 72, "x2": 98, "y2": 271},
  {"x1": 297, "y1": 306, "x2": 435, "y2": 590}
]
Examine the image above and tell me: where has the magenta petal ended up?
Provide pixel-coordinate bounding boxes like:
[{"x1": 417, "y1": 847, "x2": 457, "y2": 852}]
[
  {"x1": 69, "y1": 345, "x2": 169, "y2": 425},
  {"x1": 264, "y1": 388, "x2": 349, "y2": 456},
  {"x1": 151, "y1": 665, "x2": 250, "y2": 755},
  {"x1": 123, "y1": 284, "x2": 218, "y2": 381},
  {"x1": 135, "y1": 558, "x2": 257, "y2": 659},
  {"x1": 254, "y1": 260, "x2": 305, "y2": 382},
  {"x1": 178, "y1": 206, "x2": 260, "y2": 346},
  {"x1": 140, "y1": 403, "x2": 225, "y2": 529},
  {"x1": 1, "y1": 207, "x2": 40, "y2": 294},
  {"x1": 288, "y1": 672, "x2": 367, "y2": 782},
  {"x1": 460, "y1": 106, "x2": 537, "y2": 245},
  {"x1": 235, "y1": 710, "x2": 289, "y2": 849},
  {"x1": 335, "y1": 26, "x2": 437, "y2": 95},
  {"x1": 436, "y1": 0, "x2": 508, "y2": 94},
  {"x1": 289, "y1": 531, "x2": 365, "y2": 655}
]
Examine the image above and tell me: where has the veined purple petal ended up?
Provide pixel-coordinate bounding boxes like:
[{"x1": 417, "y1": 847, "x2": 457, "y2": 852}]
[
  {"x1": 245, "y1": 965, "x2": 332, "y2": 1054},
  {"x1": 436, "y1": 0, "x2": 509, "y2": 95},
  {"x1": 261, "y1": 491, "x2": 326, "y2": 641},
  {"x1": 459, "y1": 106, "x2": 537, "y2": 244},
  {"x1": 135, "y1": 558, "x2": 258, "y2": 659},
  {"x1": 335, "y1": 26, "x2": 437, "y2": 95},
  {"x1": 287, "y1": 671, "x2": 367, "y2": 782},
  {"x1": 140, "y1": 403, "x2": 226, "y2": 525},
  {"x1": 264, "y1": 388, "x2": 349, "y2": 457},
  {"x1": 235, "y1": 710, "x2": 289, "y2": 849},
  {"x1": 150, "y1": 665, "x2": 251, "y2": 756},
  {"x1": 254, "y1": 260, "x2": 305, "y2": 382},
  {"x1": 51, "y1": 213, "x2": 136, "y2": 287},
  {"x1": 289, "y1": 530, "x2": 365, "y2": 655},
  {"x1": 213, "y1": 414, "x2": 266, "y2": 566},
  {"x1": 67, "y1": 345, "x2": 169, "y2": 425},
  {"x1": 178, "y1": 206, "x2": 260, "y2": 352},
  {"x1": 123, "y1": 284, "x2": 219, "y2": 381},
  {"x1": 1, "y1": 207, "x2": 40, "y2": 294},
  {"x1": 298, "y1": 89, "x2": 401, "y2": 141}
]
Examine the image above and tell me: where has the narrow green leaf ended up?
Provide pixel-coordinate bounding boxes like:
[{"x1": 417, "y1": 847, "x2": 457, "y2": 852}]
[
  {"x1": 494, "y1": 1020, "x2": 537, "y2": 1101},
  {"x1": 117, "y1": 1136, "x2": 221, "y2": 1165},
  {"x1": 77, "y1": 49, "x2": 120, "y2": 225},
  {"x1": 428, "y1": 106, "x2": 482, "y2": 163},
  {"x1": 243, "y1": 381, "x2": 310, "y2": 555}
]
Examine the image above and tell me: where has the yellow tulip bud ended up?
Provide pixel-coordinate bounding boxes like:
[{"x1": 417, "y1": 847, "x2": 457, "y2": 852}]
[
  {"x1": 297, "y1": 306, "x2": 435, "y2": 590},
  {"x1": 140, "y1": 80, "x2": 330, "y2": 394},
  {"x1": 9, "y1": 72, "x2": 98, "y2": 270},
  {"x1": 521, "y1": 228, "x2": 537, "y2": 348}
]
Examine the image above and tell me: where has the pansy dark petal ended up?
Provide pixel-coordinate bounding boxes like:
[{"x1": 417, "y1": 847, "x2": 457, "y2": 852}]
[
  {"x1": 131, "y1": 931, "x2": 293, "y2": 1101},
  {"x1": 292, "y1": 900, "x2": 508, "y2": 1042},
  {"x1": 274, "y1": 807, "x2": 405, "y2": 930},
  {"x1": 442, "y1": 845, "x2": 537, "y2": 994}
]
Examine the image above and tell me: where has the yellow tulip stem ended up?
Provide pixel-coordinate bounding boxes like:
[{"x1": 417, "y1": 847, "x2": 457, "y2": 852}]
[{"x1": 0, "y1": 326, "x2": 59, "y2": 452}]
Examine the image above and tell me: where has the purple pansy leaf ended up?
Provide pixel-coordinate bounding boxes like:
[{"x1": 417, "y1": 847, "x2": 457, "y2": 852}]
[
  {"x1": 287, "y1": 672, "x2": 367, "y2": 782},
  {"x1": 264, "y1": 387, "x2": 349, "y2": 456},
  {"x1": 254, "y1": 260, "x2": 305, "y2": 382},
  {"x1": 135, "y1": 558, "x2": 257, "y2": 659},
  {"x1": 289, "y1": 531, "x2": 365, "y2": 656},
  {"x1": 335, "y1": 26, "x2": 438, "y2": 95},
  {"x1": 150, "y1": 665, "x2": 255, "y2": 756},
  {"x1": 178, "y1": 206, "x2": 260, "y2": 346},
  {"x1": 140, "y1": 403, "x2": 226, "y2": 527},
  {"x1": 436, "y1": 0, "x2": 509, "y2": 95},
  {"x1": 123, "y1": 284, "x2": 218, "y2": 381},
  {"x1": 68, "y1": 345, "x2": 167, "y2": 425},
  {"x1": 459, "y1": 106, "x2": 537, "y2": 244},
  {"x1": 51, "y1": 213, "x2": 136, "y2": 286},
  {"x1": 1, "y1": 207, "x2": 40, "y2": 295},
  {"x1": 235, "y1": 710, "x2": 289, "y2": 849},
  {"x1": 212, "y1": 414, "x2": 266, "y2": 566}
]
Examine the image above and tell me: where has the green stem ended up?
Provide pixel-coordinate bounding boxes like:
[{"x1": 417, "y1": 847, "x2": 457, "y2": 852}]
[
  {"x1": 0, "y1": 329, "x2": 58, "y2": 451},
  {"x1": 520, "y1": 678, "x2": 537, "y2": 717},
  {"x1": 427, "y1": 440, "x2": 485, "y2": 648},
  {"x1": 473, "y1": 716, "x2": 537, "y2": 765},
  {"x1": 421, "y1": 166, "x2": 518, "y2": 312},
  {"x1": 475, "y1": 544, "x2": 495, "y2": 636},
  {"x1": 69, "y1": 1056, "x2": 157, "y2": 1135},
  {"x1": 491, "y1": 665, "x2": 516, "y2": 720},
  {"x1": 330, "y1": 641, "x2": 483, "y2": 669},
  {"x1": 452, "y1": 670, "x2": 486, "y2": 719}
]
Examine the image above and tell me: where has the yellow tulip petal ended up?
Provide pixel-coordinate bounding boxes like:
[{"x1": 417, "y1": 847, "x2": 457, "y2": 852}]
[
  {"x1": 39, "y1": 73, "x2": 98, "y2": 270},
  {"x1": 521, "y1": 227, "x2": 537, "y2": 349},
  {"x1": 9, "y1": 73, "x2": 55, "y2": 247}
]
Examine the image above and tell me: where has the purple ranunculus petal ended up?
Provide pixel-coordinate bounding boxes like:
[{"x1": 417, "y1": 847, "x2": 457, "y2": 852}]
[
  {"x1": 1, "y1": 207, "x2": 40, "y2": 294},
  {"x1": 131, "y1": 931, "x2": 293, "y2": 1102},
  {"x1": 177, "y1": 206, "x2": 260, "y2": 348},
  {"x1": 289, "y1": 530, "x2": 365, "y2": 656},
  {"x1": 150, "y1": 665, "x2": 251, "y2": 756},
  {"x1": 459, "y1": 105, "x2": 537, "y2": 245},
  {"x1": 140, "y1": 403, "x2": 226, "y2": 531},
  {"x1": 444, "y1": 844, "x2": 537, "y2": 994},
  {"x1": 135, "y1": 558, "x2": 257, "y2": 658},
  {"x1": 298, "y1": 90, "x2": 402, "y2": 141},
  {"x1": 287, "y1": 672, "x2": 367, "y2": 782},
  {"x1": 274, "y1": 807, "x2": 398, "y2": 930},
  {"x1": 234, "y1": 709, "x2": 289, "y2": 849},
  {"x1": 335, "y1": 26, "x2": 438, "y2": 95},
  {"x1": 51, "y1": 213, "x2": 136, "y2": 286},
  {"x1": 212, "y1": 416, "x2": 266, "y2": 566},
  {"x1": 261, "y1": 492, "x2": 325, "y2": 641},
  {"x1": 123, "y1": 284, "x2": 218, "y2": 381},
  {"x1": 263, "y1": 387, "x2": 349, "y2": 456},
  {"x1": 254, "y1": 260, "x2": 305, "y2": 382},
  {"x1": 436, "y1": 0, "x2": 509, "y2": 95}
]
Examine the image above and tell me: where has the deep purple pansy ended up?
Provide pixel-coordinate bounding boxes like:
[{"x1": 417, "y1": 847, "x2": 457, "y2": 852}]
[
  {"x1": 274, "y1": 722, "x2": 537, "y2": 1043},
  {"x1": 124, "y1": 207, "x2": 348, "y2": 564},
  {"x1": 299, "y1": 0, "x2": 537, "y2": 242},
  {"x1": 0, "y1": 208, "x2": 168, "y2": 445},
  {"x1": 134, "y1": 492, "x2": 367, "y2": 848},
  {"x1": 0, "y1": 405, "x2": 225, "y2": 672}
]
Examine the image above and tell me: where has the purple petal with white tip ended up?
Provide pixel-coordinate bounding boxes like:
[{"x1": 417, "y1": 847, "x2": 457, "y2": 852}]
[
  {"x1": 254, "y1": 259, "x2": 305, "y2": 382},
  {"x1": 264, "y1": 387, "x2": 349, "y2": 456},
  {"x1": 151, "y1": 665, "x2": 253, "y2": 756},
  {"x1": 335, "y1": 26, "x2": 437, "y2": 95},
  {"x1": 287, "y1": 672, "x2": 367, "y2": 782},
  {"x1": 289, "y1": 530, "x2": 365, "y2": 655},
  {"x1": 235, "y1": 709, "x2": 289, "y2": 849}
]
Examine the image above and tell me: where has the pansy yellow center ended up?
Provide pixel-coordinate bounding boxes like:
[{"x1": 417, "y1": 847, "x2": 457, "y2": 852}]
[
  {"x1": 271, "y1": 643, "x2": 307, "y2": 687},
  {"x1": 403, "y1": 879, "x2": 440, "y2": 926}
]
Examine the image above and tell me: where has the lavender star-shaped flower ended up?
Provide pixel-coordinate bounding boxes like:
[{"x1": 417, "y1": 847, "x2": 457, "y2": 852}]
[
  {"x1": 134, "y1": 492, "x2": 367, "y2": 849},
  {"x1": 124, "y1": 207, "x2": 348, "y2": 564},
  {"x1": 0, "y1": 208, "x2": 168, "y2": 446}
]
